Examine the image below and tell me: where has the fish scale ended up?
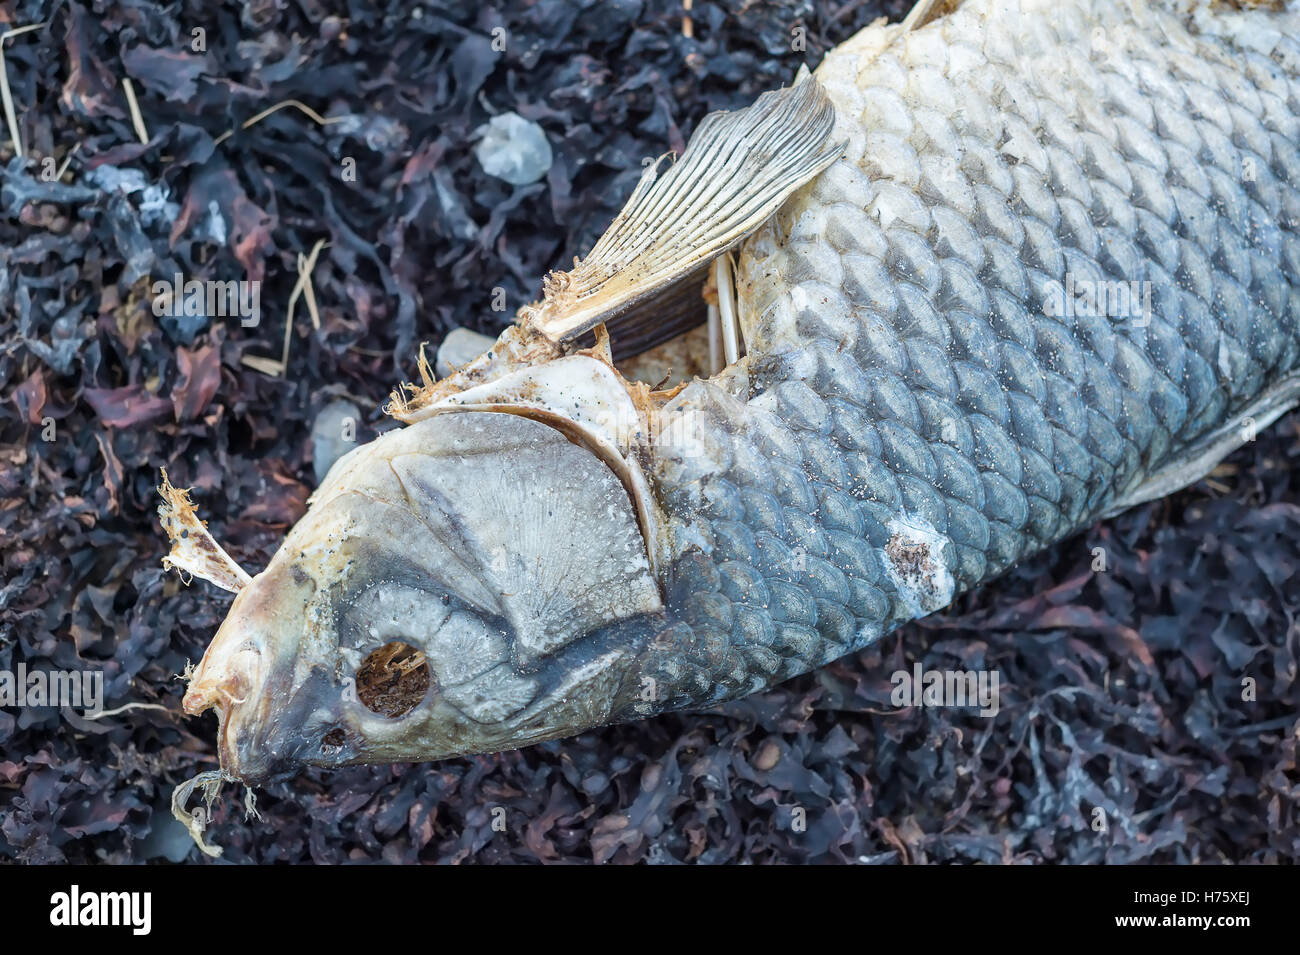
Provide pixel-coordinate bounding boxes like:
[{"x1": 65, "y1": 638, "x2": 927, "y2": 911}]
[{"x1": 620, "y1": 0, "x2": 1300, "y2": 717}]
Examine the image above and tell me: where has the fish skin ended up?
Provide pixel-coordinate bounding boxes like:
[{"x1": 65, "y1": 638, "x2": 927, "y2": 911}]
[
  {"x1": 611, "y1": 0, "x2": 1300, "y2": 720},
  {"x1": 177, "y1": 0, "x2": 1300, "y2": 781}
]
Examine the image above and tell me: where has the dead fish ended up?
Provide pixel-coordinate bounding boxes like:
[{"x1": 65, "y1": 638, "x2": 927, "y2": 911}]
[{"x1": 164, "y1": 0, "x2": 1300, "y2": 799}]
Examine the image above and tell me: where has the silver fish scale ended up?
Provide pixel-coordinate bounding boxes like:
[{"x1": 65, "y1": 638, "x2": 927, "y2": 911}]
[{"x1": 620, "y1": 0, "x2": 1300, "y2": 714}]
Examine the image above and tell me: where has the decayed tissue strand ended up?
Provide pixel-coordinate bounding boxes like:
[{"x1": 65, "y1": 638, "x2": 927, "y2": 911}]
[{"x1": 156, "y1": 470, "x2": 252, "y2": 594}]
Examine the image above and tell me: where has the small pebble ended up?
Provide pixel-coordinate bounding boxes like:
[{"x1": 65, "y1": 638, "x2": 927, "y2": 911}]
[
  {"x1": 474, "y1": 112, "x2": 553, "y2": 186},
  {"x1": 436, "y1": 326, "x2": 497, "y2": 378},
  {"x1": 752, "y1": 739, "x2": 782, "y2": 772},
  {"x1": 312, "y1": 399, "x2": 362, "y2": 483},
  {"x1": 137, "y1": 800, "x2": 197, "y2": 862}
]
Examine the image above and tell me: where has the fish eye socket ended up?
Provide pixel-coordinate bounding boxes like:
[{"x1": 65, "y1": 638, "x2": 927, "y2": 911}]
[{"x1": 355, "y1": 641, "x2": 432, "y2": 719}]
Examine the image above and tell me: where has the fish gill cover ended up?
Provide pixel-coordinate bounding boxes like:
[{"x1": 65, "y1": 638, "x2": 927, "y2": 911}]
[{"x1": 0, "y1": 0, "x2": 1298, "y2": 863}]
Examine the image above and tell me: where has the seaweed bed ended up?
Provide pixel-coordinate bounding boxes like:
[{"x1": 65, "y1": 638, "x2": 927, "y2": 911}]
[{"x1": 1, "y1": 0, "x2": 1297, "y2": 864}]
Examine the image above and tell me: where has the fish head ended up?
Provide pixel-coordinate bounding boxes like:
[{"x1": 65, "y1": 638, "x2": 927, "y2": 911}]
[{"x1": 182, "y1": 408, "x2": 667, "y2": 784}]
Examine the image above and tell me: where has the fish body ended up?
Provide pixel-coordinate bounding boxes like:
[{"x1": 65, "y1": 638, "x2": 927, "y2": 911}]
[
  {"x1": 169, "y1": 0, "x2": 1300, "y2": 785},
  {"x1": 632, "y1": 0, "x2": 1300, "y2": 712}
]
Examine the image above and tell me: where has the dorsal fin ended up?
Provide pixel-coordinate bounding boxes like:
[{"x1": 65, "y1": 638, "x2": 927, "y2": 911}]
[{"x1": 520, "y1": 76, "x2": 843, "y2": 345}]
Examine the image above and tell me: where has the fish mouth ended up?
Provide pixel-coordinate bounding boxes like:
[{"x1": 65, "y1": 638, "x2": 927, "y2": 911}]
[
  {"x1": 181, "y1": 565, "x2": 317, "y2": 784},
  {"x1": 182, "y1": 639, "x2": 265, "y2": 781}
]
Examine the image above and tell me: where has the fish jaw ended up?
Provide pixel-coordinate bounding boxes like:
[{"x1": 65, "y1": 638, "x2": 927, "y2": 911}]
[{"x1": 182, "y1": 560, "x2": 322, "y2": 783}]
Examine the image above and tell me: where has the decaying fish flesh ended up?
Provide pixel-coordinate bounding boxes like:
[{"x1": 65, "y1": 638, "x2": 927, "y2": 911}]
[{"x1": 162, "y1": 0, "x2": 1300, "y2": 807}]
